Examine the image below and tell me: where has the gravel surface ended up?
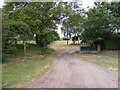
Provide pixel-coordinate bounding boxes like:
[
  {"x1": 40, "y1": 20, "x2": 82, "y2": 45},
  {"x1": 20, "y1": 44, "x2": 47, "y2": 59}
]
[{"x1": 28, "y1": 46, "x2": 118, "y2": 88}]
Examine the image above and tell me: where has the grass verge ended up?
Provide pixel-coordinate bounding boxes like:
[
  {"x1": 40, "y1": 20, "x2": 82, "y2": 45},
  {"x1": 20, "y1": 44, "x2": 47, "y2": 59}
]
[
  {"x1": 75, "y1": 50, "x2": 118, "y2": 74},
  {"x1": 2, "y1": 44, "x2": 55, "y2": 88}
]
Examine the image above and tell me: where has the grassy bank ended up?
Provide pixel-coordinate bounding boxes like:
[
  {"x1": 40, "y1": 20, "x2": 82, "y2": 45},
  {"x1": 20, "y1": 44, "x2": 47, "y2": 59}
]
[
  {"x1": 76, "y1": 50, "x2": 118, "y2": 73},
  {"x1": 2, "y1": 44, "x2": 55, "y2": 88}
]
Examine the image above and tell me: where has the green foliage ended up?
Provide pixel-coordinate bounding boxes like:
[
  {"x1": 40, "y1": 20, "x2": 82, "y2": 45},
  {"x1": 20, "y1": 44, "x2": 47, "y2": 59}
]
[
  {"x1": 2, "y1": 2, "x2": 63, "y2": 62},
  {"x1": 2, "y1": 12, "x2": 31, "y2": 63},
  {"x1": 4, "y1": 2, "x2": 67, "y2": 48},
  {"x1": 62, "y1": 14, "x2": 84, "y2": 37},
  {"x1": 2, "y1": 44, "x2": 23, "y2": 63},
  {"x1": 61, "y1": 2, "x2": 85, "y2": 38},
  {"x1": 46, "y1": 30, "x2": 60, "y2": 44},
  {"x1": 81, "y1": 2, "x2": 120, "y2": 45}
]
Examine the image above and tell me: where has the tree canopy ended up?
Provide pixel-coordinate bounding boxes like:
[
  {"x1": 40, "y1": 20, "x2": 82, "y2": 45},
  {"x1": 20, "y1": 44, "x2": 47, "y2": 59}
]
[{"x1": 80, "y1": 2, "x2": 120, "y2": 44}]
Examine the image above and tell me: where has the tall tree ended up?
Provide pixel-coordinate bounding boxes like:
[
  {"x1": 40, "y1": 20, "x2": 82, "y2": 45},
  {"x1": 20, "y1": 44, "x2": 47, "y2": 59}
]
[
  {"x1": 81, "y1": 2, "x2": 119, "y2": 45},
  {"x1": 61, "y1": 2, "x2": 85, "y2": 45},
  {"x1": 3, "y1": 2, "x2": 72, "y2": 48}
]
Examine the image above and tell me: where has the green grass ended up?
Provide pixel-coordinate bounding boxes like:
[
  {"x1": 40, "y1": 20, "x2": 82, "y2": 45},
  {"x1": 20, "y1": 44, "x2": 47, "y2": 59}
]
[
  {"x1": 2, "y1": 57, "x2": 50, "y2": 88},
  {"x1": 99, "y1": 50, "x2": 118, "y2": 58},
  {"x1": 76, "y1": 50, "x2": 118, "y2": 69},
  {"x1": 2, "y1": 44, "x2": 55, "y2": 88}
]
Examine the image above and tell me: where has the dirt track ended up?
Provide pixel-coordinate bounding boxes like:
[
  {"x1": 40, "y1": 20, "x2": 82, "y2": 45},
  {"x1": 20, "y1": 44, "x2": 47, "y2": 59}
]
[{"x1": 28, "y1": 46, "x2": 118, "y2": 88}]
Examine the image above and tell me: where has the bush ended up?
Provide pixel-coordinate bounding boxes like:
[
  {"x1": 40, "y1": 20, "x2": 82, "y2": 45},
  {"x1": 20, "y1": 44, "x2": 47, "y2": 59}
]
[
  {"x1": 2, "y1": 53, "x2": 9, "y2": 63},
  {"x1": 9, "y1": 47, "x2": 18, "y2": 54}
]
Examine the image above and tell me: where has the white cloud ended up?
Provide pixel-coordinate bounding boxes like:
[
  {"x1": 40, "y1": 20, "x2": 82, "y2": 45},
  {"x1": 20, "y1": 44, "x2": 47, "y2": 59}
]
[
  {"x1": 0, "y1": 0, "x2": 5, "y2": 8},
  {"x1": 82, "y1": 0, "x2": 96, "y2": 10}
]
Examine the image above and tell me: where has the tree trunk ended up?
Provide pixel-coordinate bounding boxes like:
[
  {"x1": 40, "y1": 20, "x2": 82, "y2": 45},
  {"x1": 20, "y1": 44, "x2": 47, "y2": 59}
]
[
  {"x1": 35, "y1": 34, "x2": 47, "y2": 48},
  {"x1": 36, "y1": 34, "x2": 39, "y2": 45}
]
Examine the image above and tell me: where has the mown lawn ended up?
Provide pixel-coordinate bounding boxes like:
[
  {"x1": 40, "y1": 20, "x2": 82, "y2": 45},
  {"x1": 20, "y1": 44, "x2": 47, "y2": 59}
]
[
  {"x1": 76, "y1": 50, "x2": 118, "y2": 72},
  {"x1": 2, "y1": 44, "x2": 55, "y2": 88}
]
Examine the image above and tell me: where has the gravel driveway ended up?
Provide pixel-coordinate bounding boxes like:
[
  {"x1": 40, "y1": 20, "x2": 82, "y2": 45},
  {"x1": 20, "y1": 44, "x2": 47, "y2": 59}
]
[{"x1": 28, "y1": 46, "x2": 118, "y2": 88}]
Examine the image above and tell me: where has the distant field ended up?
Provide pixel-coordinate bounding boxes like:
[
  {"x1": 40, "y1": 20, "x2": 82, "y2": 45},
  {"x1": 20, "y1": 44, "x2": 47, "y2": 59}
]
[
  {"x1": 49, "y1": 40, "x2": 81, "y2": 47},
  {"x1": 50, "y1": 40, "x2": 72, "y2": 46}
]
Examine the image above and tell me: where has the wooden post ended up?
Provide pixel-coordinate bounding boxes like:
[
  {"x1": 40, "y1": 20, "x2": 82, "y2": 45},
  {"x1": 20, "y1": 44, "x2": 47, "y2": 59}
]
[
  {"x1": 78, "y1": 38, "x2": 80, "y2": 44},
  {"x1": 67, "y1": 39, "x2": 68, "y2": 45},
  {"x1": 67, "y1": 33, "x2": 69, "y2": 45},
  {"x1": 24, "y1": 41, "x2": 27, "y2": 63}
]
